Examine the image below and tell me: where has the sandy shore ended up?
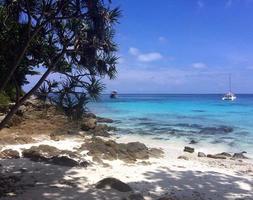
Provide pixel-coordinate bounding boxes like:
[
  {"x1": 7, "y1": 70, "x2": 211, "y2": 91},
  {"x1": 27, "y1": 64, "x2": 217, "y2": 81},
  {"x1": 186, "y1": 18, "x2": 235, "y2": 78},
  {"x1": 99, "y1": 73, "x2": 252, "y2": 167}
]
[{"x1": 1, "y1": 134, "x2": 253, "y2": 200}]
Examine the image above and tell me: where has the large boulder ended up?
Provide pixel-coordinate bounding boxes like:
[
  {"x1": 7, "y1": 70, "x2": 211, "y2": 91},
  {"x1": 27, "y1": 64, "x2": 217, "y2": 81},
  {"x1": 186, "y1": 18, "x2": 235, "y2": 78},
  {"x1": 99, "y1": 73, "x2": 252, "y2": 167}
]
[
  {"x1": 0, "y1": 149, "x2": 20, "y2": 159},
  {"x1": 81, "y1": 138, "x2": 157, "y2": 163},
  {"x1": 126, "y1": 142, "x2": 149, "y2": 160},
  {"x1": 22, "y1": 145, "x2": 88, "y2": 167},
  {"x1": 22, "y1": 145, "x2": 61, "y2": 161},
  {"x1": 81, "y1": 118, "x2": 97, "y2": 131},
  {"x1": 96, "y1": 177, "x2": 132, "y2": 192}
]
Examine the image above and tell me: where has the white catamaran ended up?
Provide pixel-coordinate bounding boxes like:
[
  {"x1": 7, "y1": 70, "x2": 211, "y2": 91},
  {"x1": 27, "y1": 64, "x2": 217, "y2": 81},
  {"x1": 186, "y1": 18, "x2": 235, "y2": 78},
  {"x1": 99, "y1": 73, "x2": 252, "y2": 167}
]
[{"x1": 222, "y1": 74, "x2": 237, "y2": 101}]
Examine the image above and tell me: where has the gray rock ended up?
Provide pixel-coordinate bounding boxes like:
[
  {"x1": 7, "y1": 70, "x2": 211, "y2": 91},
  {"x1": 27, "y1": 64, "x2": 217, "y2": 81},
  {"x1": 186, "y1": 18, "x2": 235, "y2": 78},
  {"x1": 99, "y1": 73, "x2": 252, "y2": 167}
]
[
  {"x1": 149, "y1": 148, "x2": 164, "y2": 158},
  {"x1": 184, "y1": 146, "x2": 194, "y2": 153},
  {"x1": 96, "y1": 177, "x2": 132, "y2": 192},
  {"x1": 177, "y1": 155, "x2": 189, "y2": 160},
  {"x1": 199, "y1": 126, "x2": 233, "y2": 135},
  {"x1": 216, "y1": 152, "x2": 232, "y2": 157},
  {"x1": 97, "y1": 117, "x2": 114, "y2": 123},
  {"x1": 126, "y1": 193, "x2": 144, "y2": 200},
  {"x1": 189, "y1": 140, "x2": 198, "y2": 144},
  {"x1": 232, "y1": 152, "x2": 248, "y2": 159},
  {"x1": 198, "y1": 152, "x2": 206, "y2": 157},
  {"x1": 207, "y1": 154, "x2": 226, "y2": 159},
  {"x1": 22, "y1": 145, "x2": 88, "y2": 167}
]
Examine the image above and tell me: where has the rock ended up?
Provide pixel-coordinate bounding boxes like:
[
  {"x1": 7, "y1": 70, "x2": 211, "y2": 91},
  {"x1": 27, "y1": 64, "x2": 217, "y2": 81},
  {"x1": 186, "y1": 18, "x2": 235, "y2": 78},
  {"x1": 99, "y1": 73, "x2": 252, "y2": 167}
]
[
  {"x1": 81, "y1": 118, "x2": 97, "y2": 131},
  {"x1": 127, "y1": 142, "x2": 149, "y2": 160},
  {"x1": 84, "y1": 112, "x2": 96, "y2": 118},
  {"x1": 97, "y1": 117, "x2": 114, "y2": 123},
  {"x1": 22, "y1": 145, "x2": 61, "y2": 161},
  {"x1": 157, "y1": 197, "x2": 175, "y2": 200},
  {"x1": 91, "y1": 124, "x2": 111, "y2": 137},
  {"x1": 96, "y1": 177, "x2": 132, "y2": 192},
  {"x1": 81, "y1": 138, "x2": 153, "y2": 163},
  {"x1": 149, "y1": 148, "x2": 164, "y2": 158},
  {"x1": 22, "y1": 145, "x2": 88, "y2": 167},
  {"x1": 7, "y1": 115, "x2": 23, "y2": 127},
  {"x1": 50, "y1": 156, "x2": 80, "y2": 167},
  {"x1": 216, "y1": 152, "x2": 232, "y2": 157},
  {"x1": 16, "y1": 105, "x2": 26, "y2": 116},
  {"x1": 126, "y1": 193, "x2": 145, "y2": 200},
  {"x1": 189, "y1": 139, "x2": 198, "y2": 144},
  {"x1": 0, "y1": 135, "x2": 35, "y2": 145},
  {"x1": 232, "y1": 152, "x2": 248, "y2": 159},
  {"x1": 177, "y1": 155, "x2": 189, "y2": 160},
  {"x1": 198, "y1": 152, "x2": 206, "y2": 157},
  {"x1": 207, "y1": 154, "x2": 226, "y2": 159},
  {"x1": 199, "y1": 126, "x2": 233, "y2": 135},
  {"x1": 0, "y1": 149, "x2": 20, "y2": 159},
  {"x1": 184, "y1": 146, "x2": 194, "y2": 153}
]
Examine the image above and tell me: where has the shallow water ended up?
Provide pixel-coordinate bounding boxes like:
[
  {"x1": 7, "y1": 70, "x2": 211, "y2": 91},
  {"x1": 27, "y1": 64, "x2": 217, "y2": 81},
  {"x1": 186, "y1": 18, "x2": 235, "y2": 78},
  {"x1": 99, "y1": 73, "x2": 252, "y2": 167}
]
[{"x1": 88, "y1": 94, "x2": 253, "y2": 157}]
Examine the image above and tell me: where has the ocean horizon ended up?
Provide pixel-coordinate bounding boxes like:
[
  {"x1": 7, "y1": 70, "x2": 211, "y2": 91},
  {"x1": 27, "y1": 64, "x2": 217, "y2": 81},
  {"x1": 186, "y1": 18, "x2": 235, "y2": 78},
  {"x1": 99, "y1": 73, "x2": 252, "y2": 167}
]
[{"x1": 89, "y1": 94, "x2": 253, "y2": 158}]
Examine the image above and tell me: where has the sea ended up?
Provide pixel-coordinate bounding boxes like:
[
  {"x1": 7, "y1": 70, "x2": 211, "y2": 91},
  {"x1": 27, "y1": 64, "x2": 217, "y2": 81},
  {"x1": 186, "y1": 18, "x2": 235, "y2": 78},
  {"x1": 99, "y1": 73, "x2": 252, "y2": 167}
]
[{"x1": 88, "y1": 94, "x2": 253, "y2": 157}]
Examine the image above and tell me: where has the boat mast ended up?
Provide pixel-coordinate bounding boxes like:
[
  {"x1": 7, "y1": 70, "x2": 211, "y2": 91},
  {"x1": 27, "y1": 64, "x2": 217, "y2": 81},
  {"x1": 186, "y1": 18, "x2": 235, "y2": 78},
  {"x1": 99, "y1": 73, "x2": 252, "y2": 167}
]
[{"x1": 229, "y1": 74, "x2": 231, "y2": 92}]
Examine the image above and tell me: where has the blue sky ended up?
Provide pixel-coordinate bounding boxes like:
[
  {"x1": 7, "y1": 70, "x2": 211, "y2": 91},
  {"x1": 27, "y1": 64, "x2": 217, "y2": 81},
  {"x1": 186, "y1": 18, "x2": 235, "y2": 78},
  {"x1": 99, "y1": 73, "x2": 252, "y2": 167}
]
[
  {"x1": 102, "y1": 0, "x2": 253, "y2": 93},
  {"x1": 26, "y1": 0, "x2": 253, "y2": 93}
]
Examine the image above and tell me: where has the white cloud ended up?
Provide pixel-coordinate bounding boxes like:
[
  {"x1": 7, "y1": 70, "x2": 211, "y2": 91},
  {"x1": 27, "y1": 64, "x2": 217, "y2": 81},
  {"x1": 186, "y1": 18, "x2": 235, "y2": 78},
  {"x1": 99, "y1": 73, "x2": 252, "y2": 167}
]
[
  {"x1": 129, "y1": 47, "x2": 139, "y2": 56},
  {"x1": 197, "y1": 0, "x2": 204, "y2": 8},
  {"x1": 128, "y1": 47, "x2": 163, "y2": 62},
  {"x1": 138, "y1": 53, "x2": 163, "y2": 62},
  {"x1": 191, "y1": 62, "x2": 207, "y2": 69}
]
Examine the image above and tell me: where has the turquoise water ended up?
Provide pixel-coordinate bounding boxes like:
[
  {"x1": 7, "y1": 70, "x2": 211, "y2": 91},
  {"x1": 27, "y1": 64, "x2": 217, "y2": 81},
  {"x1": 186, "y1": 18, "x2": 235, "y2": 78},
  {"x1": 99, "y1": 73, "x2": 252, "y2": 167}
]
[{"x1": 89, "y1": 94, "x2": 253, "y2": 156}]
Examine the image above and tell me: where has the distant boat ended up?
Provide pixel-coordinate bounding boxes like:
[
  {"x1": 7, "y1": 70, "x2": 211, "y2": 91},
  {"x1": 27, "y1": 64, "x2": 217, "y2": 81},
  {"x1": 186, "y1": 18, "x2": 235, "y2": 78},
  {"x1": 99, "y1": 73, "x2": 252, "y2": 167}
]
[
  {"x1": 110, "y1": 91, "x2": 117, "y2": 98},
  {"x1": 222, "y1": 74, "x2": 236, "y2": 101}
]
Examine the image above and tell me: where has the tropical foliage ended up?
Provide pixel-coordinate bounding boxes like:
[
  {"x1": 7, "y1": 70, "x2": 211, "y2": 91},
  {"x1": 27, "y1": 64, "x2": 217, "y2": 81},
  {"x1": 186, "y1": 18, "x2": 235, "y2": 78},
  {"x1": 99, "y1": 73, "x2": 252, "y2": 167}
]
[{"x1": 0, "y1": 0, "x2": 121, "y2": 128}]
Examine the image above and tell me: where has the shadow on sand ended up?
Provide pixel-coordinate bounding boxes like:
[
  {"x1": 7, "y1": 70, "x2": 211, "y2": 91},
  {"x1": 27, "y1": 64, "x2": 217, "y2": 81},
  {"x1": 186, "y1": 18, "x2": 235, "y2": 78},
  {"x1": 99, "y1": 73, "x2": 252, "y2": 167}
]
[{"x1": 0, "y1": 159, "x2": 252, "y2": 200}]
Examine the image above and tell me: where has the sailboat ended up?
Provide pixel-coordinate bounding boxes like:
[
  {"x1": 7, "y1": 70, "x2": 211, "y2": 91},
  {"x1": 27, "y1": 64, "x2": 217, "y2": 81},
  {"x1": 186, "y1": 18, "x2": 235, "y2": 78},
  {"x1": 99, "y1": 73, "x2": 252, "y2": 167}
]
[{"x1": 222, "y1": 74, "x2": 236, "y2": 101}]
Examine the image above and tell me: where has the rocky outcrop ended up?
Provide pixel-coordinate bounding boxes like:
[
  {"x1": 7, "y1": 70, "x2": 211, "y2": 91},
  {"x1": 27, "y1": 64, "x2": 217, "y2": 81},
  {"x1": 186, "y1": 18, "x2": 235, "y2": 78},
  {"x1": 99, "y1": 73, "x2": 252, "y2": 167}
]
[
  {"x1": 22, "y1": 145, "x2": 89, "y2": 167},
  {"x1": 96, "y1": 177, "x2": 132, "y2": 192},
  {"x1": 199, "y1": 126, "x2": 233, "y2": 135},
  {"x1": 184, "y1": 146, "x2": 194, "y2": 153},
  {"x1": 0, "y1": 149, "x2": 20, "y2": 159},
  {"x1": 80, "y1": 138, "x2": 164, "y2": 163},
  {"x1": 97, "y1": 117, "x2": 114, "y2": 123},
  {"x1": 0, "y1": 135, "x2": 35, "y2": 145}
]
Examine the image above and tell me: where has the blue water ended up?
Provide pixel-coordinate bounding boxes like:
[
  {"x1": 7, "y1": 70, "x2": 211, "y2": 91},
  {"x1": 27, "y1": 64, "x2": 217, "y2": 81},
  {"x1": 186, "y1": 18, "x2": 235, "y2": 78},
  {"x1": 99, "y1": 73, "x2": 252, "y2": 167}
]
[{"x1": 88, "y1": 94, "x2": 253, "y2": 156}]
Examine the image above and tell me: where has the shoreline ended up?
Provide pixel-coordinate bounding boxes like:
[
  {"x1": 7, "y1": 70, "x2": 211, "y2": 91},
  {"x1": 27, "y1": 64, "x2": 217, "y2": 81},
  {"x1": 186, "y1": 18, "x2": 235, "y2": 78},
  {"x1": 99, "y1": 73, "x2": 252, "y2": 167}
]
[{"x1": 0, "y1": 100, "x2": 253, "y2": 200}]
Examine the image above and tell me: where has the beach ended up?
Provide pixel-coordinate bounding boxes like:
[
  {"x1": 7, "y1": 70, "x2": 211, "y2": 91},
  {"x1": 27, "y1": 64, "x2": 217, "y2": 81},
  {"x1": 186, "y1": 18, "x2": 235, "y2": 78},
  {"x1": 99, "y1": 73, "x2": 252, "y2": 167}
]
[
  {"x1": 0, "y1": 97, "x2": 253, "y2": 200},
  {"x1": 0, "y1": 135, "x2": 252, "y2": 200}
]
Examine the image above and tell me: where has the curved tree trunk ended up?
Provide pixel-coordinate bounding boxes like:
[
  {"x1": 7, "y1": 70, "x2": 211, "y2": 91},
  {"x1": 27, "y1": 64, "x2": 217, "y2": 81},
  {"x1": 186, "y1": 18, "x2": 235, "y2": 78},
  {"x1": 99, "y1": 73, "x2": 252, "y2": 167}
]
[{"x1": 0, "y1": 68, "x2": 51, "y2": 129}]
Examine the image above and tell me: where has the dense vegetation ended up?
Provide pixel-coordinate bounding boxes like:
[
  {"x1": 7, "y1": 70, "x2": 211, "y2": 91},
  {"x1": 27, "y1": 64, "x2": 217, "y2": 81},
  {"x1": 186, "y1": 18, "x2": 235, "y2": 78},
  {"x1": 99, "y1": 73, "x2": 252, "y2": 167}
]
[{"x1": 0, "y1": 0, "x2": 120, "y2": 128}]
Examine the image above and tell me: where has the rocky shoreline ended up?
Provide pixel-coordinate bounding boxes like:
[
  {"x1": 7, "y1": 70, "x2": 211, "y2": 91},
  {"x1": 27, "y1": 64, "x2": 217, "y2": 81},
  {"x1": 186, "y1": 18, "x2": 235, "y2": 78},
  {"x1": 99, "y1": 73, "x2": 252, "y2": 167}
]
[{"x1": 0, "y1": 99, "x2": 253, "y2": 199}]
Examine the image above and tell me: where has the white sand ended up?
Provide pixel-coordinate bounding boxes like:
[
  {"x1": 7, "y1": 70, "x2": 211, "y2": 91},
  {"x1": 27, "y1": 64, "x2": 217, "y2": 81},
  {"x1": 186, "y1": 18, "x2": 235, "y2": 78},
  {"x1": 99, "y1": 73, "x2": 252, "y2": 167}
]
[{"x1": 1, "y1": 135, "x2": 253, "y2": 200}]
